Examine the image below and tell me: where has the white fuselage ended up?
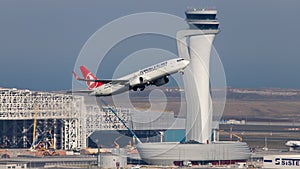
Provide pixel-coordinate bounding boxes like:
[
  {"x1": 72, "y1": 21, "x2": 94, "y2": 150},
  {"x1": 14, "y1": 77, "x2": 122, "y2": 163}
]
[
  {"x1": 286, "y1": 141, "x2": 300, "y2": 147},
  {"x1": 90, "y1": 58, "x2": 189, "y2": 96}
]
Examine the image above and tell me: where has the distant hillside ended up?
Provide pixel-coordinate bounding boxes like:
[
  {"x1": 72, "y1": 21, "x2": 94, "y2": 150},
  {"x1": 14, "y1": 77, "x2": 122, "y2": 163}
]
[
  {"x1": 128, "y1": 87, "x2": 300, "y2": 100},
  {"x1": 59, "y1": 87, "x2": 300, "y2": 122},
  {"x1": 127, "y1": 87, "x2": 300, "y2": 122},
  {"x1": 227, "y1": 88, "x2": 300, "y2": 101}
]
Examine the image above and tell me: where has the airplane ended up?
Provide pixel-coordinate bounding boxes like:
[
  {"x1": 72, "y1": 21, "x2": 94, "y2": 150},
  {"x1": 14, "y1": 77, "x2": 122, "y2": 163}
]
[
  {"x1": 285, "y1": 140, "x2": 300, "y2": 150},
  {"x1": 71, "y1": 58, "x2": 189, "y2": 96}
]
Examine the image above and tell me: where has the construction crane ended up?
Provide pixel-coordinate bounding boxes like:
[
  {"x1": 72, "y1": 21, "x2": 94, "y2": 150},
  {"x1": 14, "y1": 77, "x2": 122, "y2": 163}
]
[
  {"x1": 218, "y1": 128, "x2": 243, "y2": 142},
  {"x1": 29, "y1": 106, "x2": 59, "y2": 156},
  {"x1": 113, "y1": 135, "x2": 122, "y2": 149},
  {"x1": 100, "y1": 99, "x2": 141, "y2": 144},
  {"x1": 31, "y1": 105, "x2": 38, "y2": 150},
  {"x1": 232, "y1": 133, "x2": 243, "y2": 142}
]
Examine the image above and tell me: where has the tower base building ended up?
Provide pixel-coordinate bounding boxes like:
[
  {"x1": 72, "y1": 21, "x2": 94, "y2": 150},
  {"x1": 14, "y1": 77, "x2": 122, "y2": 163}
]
[{"x1": 137, "y1": 142, "x2": 250, "y2": 166}]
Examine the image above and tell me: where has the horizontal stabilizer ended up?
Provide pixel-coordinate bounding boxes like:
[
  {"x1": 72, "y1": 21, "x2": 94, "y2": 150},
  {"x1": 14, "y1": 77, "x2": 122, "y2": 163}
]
[
  {"x1": 72, "y1": 71, "x2": 81, "y2": 80},
  {"x1": 66, "y1": 90, "x2": 91, "y2": 94},
  {"x1": 72, "y1": 71, "x2": 128, "y2": 84}
]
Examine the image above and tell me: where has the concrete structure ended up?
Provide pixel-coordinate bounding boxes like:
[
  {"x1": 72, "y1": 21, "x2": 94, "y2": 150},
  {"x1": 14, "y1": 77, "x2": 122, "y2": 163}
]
[
  {"x1": 0, "y1": 162, "x2": 27, "y2": 169},
  {"x1": 99, "y1": 149, "x2": 127, "y2": 169},
  {"x1": 0, "y1": 156, "x2": 97, "y2": 168},
  {"x1": 177, "y1": 8, "x2": 220, "y2": 143},
  {"x1": 137, "y1": 141, "x2": 250, "y2": 166}
]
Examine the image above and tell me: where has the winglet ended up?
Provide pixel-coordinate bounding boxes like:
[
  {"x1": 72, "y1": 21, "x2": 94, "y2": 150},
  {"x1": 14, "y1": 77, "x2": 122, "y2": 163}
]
[{"x1": 72, "y1": 71, "x2": 81, "y2": 80}]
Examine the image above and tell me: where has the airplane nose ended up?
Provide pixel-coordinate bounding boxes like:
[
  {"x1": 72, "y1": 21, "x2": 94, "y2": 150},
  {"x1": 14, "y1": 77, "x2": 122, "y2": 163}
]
[{"x1": 183, "y1": 60, "x2": 190, "y2": 67}]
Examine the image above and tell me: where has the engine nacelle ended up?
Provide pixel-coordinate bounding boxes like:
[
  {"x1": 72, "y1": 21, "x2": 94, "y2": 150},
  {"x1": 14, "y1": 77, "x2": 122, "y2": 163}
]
[
  {"x1": 130, "y1": 76, "x2": 145, "y2": 87},
  {"x1": 154, "y1": 76, "x2": 169, "y2": 86}
]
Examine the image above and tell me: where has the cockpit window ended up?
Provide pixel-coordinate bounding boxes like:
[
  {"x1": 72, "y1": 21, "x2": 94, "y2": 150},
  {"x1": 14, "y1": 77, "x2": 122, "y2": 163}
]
[{"x1": 177, "y1": 58, "x2": 184, "y2": 62}]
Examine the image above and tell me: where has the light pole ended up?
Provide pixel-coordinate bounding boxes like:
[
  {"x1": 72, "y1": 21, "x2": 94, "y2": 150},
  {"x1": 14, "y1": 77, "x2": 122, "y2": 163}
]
[{"x1": 95, "y1": 138, "x2": 101, "y2": 168}]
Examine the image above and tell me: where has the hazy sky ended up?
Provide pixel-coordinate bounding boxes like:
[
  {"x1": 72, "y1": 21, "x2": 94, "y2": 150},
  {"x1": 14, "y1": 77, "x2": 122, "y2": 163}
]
[{"x1": 0, "y1": 0, "x2": 299, "y2": 91}]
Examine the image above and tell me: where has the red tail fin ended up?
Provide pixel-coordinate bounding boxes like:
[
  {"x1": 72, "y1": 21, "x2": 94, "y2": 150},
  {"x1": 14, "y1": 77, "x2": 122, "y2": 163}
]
[{"x1": 80, "y1": 66, "x2": 103, "y2": 89}]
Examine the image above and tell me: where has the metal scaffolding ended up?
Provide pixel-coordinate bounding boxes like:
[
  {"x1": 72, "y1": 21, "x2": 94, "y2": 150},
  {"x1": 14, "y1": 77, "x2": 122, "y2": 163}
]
[
  {"x1": 0, "y1": 88, "x2": 130, "y2": 150},
  {"x1": 85, "y1": 105, "x2": 130, "y2": 137},
  {"x1": 0, "y1": 88, "x2": 86, "y2": 150}
]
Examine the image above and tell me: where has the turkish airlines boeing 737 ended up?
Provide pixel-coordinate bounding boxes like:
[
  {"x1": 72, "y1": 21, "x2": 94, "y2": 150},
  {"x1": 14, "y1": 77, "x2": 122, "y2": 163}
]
[{"x1": 71, "y1": 58, "x2": 189, "y2": 96}]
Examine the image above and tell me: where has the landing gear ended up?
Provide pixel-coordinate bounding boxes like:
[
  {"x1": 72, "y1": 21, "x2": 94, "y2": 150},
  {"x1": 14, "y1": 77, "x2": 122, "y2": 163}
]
[
  {"x1": 179, "y1": 70, "x2": 184, "y2": 75},
  {"x1": 132, "y1": 86, "x2": 145, "y2": 92}
]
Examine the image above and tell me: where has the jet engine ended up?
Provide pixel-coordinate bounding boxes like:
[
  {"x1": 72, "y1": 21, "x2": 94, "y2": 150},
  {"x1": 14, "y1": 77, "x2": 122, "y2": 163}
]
[
  {"x1": 154, "y1": 76, "x2": 169, "y2": 86},
  {"x1": 130, "y1": 76, "x2": 145, "y2": 87}
]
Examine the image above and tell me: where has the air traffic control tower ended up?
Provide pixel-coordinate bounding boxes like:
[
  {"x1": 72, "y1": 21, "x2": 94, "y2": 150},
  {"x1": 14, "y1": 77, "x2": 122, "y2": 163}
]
[
  {"x1": 137, "y1": 9, "x2": 251, "y2": 166},
  {"x1": 177, "y1": 8, "x2": 219, "y2": 143}
]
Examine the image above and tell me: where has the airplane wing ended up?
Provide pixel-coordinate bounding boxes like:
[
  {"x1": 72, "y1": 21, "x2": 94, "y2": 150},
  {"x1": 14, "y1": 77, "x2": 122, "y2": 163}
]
[{"x1": 72, "y1": 71, "x2": 129, "y2": 84}]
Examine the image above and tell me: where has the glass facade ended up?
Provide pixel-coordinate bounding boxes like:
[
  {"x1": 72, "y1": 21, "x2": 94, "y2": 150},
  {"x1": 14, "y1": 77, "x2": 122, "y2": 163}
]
[
  {"x1": 190, "y1": 23, "x2": 219, "y2": 30},
  {"x1": 186, "y1": 13, "x2": 216, "y2": 20}
]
